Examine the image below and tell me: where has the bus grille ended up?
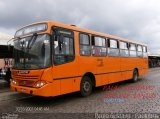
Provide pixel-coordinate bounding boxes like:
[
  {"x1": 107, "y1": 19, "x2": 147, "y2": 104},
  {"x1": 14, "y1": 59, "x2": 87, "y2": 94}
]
[
  {"x1": 12, "y1": 75, "x2": 39, "y2": 80},
  {"x1": 12, "y1": 74, "x2": 39, "y2": 87},
  {"x1": 18, "y1": 80, "x2": 35, "y2": 87}
]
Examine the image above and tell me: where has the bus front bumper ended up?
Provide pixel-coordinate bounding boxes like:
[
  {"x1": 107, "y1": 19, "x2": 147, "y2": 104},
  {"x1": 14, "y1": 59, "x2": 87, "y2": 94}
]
[{"x1": 10, "y1": 82, "x2": 59, "y2": 97}]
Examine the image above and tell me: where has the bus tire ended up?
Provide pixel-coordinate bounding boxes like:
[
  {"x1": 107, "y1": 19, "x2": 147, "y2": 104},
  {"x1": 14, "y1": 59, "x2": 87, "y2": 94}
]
[
  {"x1": 132, "y1": 69, "x2": 138, "y2": 83},
  {"x1": 80, "y1": 76, "x2": 93, "y2": 97}
]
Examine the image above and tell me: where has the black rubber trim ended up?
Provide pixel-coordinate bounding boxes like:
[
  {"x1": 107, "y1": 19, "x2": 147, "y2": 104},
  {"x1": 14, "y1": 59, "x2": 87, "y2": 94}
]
[
  {"x1": 94, "y1": 69, "x2": 133, "y2": 75},
  {"x1": 53, "y1": 68, "x2": 148, "y2": 80},
  {"x1": 54, "y1": 75, "x2": 82, "y2": 80}
]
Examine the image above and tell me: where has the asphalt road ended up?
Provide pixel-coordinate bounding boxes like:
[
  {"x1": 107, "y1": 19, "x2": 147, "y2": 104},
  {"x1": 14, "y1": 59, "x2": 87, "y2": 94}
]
[{"x1": 0, "y1": 68, "x2": 160, "y2": 119}]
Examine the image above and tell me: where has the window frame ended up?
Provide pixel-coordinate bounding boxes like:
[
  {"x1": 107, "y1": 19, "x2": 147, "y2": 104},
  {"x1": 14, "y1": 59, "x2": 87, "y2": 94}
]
[
  {"x1": 143, "y1": 46, "x2": 148, "y2": 58},
  {"x1": 129, "y1": 43, "x2": 137, "y2": 57},
  {"x1": 91, "y1": 35, "x2": 107, "y2": 57},
  {"x1": 119, "y1": 41, "x2": 129, "y2": 50},
  {"x1": 108, "y1": 39, "x2": 119, "y2": 49},
  {"x1": 119, "y1": 41, "x2": 129, "y2": 57},
  {"x1": 92, "y1": 35, "x2": 106, "y2": 47},
  {"x1": 52, "y1": 27, "x2": 75, "y2": 65},
  {"x1": 129, "y1": 43, "x2": 137, "y2": 51},
  {"x1": 79, "y1": 33, "x2": 91, "y2": 56},
  {"x1": 137, "y1": 45, "x2": 143, "y2": 52},
  {"x1": 108, "y1": 38, "x2": 120, "y2": 57},
  {"x1": 137, "y1": 45, "x2": 143, "y2": 57},
  {"x1": 143, "y1": 46, "x2": 147, "y2": 53}
]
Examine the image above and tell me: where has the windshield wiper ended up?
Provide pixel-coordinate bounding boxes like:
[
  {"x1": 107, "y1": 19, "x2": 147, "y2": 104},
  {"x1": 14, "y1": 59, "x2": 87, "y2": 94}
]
[
  {"x1": 27, "y1": 33, "x2": 38, "y2": 49},
  {"x1": 24, "y1": 33, "x2": 37, "y2": 69}
]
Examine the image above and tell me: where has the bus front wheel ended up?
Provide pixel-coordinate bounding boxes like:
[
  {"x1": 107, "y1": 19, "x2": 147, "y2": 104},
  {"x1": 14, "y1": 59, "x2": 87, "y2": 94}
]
[
  {"x1": 132, "y1": 70, "x2": 138, "y2": 82},
  {"x1": 80, "y1": 76, "x2": 93, "y2": 97}
]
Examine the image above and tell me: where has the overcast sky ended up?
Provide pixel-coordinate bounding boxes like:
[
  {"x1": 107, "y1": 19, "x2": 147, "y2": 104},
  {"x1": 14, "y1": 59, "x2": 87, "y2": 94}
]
[{"x1": 0, "y1": 0, "x2": 160, "y2": 55}]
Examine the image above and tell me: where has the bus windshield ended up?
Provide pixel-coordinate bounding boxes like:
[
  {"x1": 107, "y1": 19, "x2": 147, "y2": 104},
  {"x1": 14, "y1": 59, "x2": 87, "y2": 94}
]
[{"x1": 13, "y1": 34, "x2": 51, "y2": 70}]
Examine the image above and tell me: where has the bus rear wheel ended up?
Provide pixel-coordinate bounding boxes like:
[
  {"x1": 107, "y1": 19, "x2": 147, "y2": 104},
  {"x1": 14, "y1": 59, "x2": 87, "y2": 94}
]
[
  {"x1": 80, "y1": 76, "x2": 93, "y2": 97},
  {"x1": 132, "y1": 70, "x2": 138, "y2": 82}
]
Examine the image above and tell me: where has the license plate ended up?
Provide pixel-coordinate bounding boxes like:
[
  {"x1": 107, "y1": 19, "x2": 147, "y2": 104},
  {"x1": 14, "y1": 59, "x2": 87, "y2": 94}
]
[{"x1": 21, "y1": 89, "x2": 26, "y2": 93}]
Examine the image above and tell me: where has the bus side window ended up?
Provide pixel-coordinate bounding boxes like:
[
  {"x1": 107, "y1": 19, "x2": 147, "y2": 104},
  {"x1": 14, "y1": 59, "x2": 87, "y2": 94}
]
[
  {"x1": 137, "y1": 45, "x2": 143, "y2": 57},
  {"x1": 129, "y1": 43, "x2": 137, "y2": 57},
  {"x1": 143, "y1": 46, "x2": 148, "y2": 58},
  {"x1": 119, "y1": 41, "x2": 129, "y2": 57},
  {"x1": 79, "y1": 33, "x2": 91, "y2": 56},
  {"x1": 53, "y1": 28, "x2": 74, "y2": 65},
  {"x1": 92, "y1": 36, "x2": 106, "y2": 56},
  {"x1": 108, "y1": 39, "x2": 119, "y2": 56}
]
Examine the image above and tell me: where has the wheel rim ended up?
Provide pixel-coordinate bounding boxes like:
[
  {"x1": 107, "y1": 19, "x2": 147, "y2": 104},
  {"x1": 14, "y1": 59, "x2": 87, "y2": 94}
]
[{"x1": 83, "y1": 81, "x2": 91, "y2": 92}]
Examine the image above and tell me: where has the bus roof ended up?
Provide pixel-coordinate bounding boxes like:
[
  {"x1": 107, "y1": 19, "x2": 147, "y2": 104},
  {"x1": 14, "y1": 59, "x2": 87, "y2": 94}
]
[{"x1": 16, "y1": 20, "x2": 147, "y2": 46}]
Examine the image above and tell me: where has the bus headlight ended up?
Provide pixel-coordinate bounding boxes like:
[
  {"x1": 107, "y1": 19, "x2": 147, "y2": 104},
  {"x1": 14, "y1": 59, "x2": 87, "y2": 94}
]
[
  {"x1": 33, "y1": 81, "x2": 47, "y2": 88},
  {"x1": 12, "y1": 79, "x2": 18, "y2": 85}
]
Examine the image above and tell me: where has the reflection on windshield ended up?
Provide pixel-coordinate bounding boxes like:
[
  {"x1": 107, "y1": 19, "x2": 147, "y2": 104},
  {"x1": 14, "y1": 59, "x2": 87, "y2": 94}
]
[{"x1": 13, "y1": 34, "x2": 51, "y2": 69}]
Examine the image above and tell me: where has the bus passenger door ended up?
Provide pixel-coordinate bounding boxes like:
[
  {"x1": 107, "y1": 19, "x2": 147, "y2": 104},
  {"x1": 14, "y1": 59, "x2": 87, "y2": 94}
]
[{"x1": 52, "y1": 27, "x2": 78, "y2": 95}]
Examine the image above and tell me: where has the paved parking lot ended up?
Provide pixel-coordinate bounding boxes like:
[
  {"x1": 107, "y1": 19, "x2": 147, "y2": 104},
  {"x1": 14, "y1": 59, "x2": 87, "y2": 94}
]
[{"x1": 0, "y1": 68, "x2": 160, "y2": 119}]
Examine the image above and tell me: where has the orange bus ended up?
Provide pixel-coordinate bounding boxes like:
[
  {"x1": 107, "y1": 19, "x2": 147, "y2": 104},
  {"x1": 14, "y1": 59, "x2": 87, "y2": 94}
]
[{"x1": 11, "y1": 21, "x2": 148, "y2": 97}]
